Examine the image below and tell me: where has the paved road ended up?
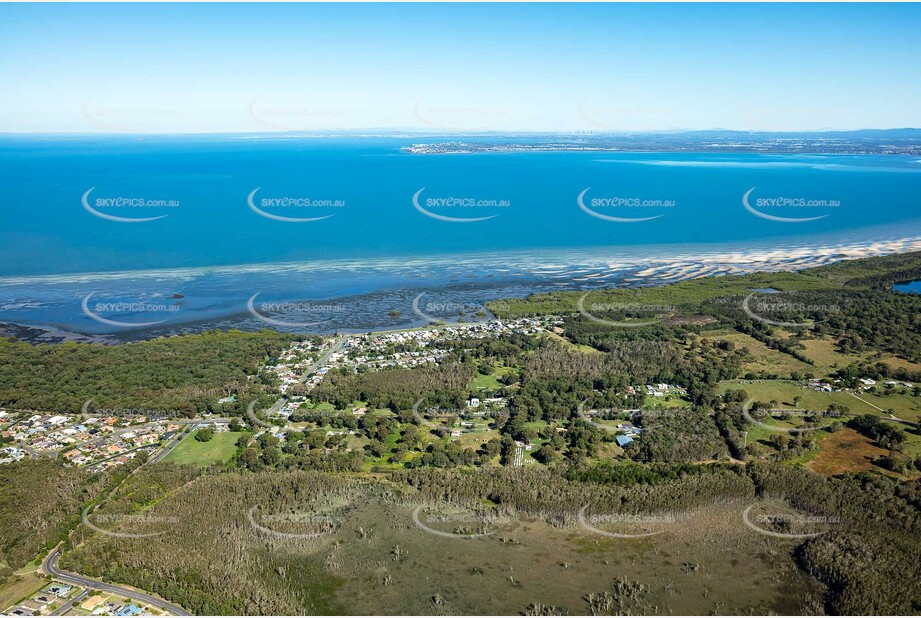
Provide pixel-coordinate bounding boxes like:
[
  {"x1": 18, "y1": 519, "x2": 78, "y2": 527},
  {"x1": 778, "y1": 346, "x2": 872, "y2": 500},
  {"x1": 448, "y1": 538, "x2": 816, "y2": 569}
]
[
  {"x1": 42, "y1": 548, "x2": 190, "y2": 616},
  {"x1": 148, "y1": 425, "x2": 195, "y2": 464},
  {"x1": 52, "y1": 589, "x2": 88, "y2": 615}
]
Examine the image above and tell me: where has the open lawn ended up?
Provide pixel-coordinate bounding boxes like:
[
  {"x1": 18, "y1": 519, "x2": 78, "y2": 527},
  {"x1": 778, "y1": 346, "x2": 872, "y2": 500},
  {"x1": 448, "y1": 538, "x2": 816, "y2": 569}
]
[
  {"x1": 707, "y1": 332, "x2": 813, "y2": 377},
  {"x1": 793, "y1": 336, "x2": 868, "y2": 373},
  {"x1": 162, "y1": 431, "x2": 240, "y2": 466},
  {"x1": 806, "y1": 428, "x2": 888, "y2": 476},
  {"x1": 720, "y1": 379, "x2": 921, "y2": 420},
  {"x1": 645, "y1": 393, "x2": 692, "y2": 409},
  {"x1": 489, "y1": 270, "x2": 838, "y2": 317},
  {"x1": 471, "y1": 365, "x2": 515, "y2": 390},
  {"x1": 0, "y1": 570, "x2": 45, "y2": 612},
  {"x1": 542, "y1": 332, "x2": 603, "y2": 355}
]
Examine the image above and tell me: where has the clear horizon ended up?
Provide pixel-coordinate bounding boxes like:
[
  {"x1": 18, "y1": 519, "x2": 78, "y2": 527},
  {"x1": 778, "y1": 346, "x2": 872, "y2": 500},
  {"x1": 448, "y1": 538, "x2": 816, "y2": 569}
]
[{"x1": 2, "y1": 3, "x2": 920, "y2": 134}]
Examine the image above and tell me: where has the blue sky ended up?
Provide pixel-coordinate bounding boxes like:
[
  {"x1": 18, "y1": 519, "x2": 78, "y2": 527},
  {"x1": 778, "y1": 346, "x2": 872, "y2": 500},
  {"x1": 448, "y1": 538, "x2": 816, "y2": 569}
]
[{"x1": 1, "y1": 3, "x2": 919, "y2": 133}]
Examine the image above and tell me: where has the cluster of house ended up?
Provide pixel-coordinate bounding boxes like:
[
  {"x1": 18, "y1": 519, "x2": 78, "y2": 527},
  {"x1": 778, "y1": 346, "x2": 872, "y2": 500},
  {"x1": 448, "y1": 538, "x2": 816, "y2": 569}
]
[
  {"x1": 266, "y1": 340, "x2": 322, "y2": 394},
  {"x1": 805, "y1": 377, "x2": 914, "y2": 393},
  {"x1": 4, "y1": 581, "x2": 169, "y2": 617},
  {"x1": 5, "y1": 582, "x2": 80, "y2": 616},
  {"x1": 0, "y1": 445, "x2": 26, "y2": 464},
  {"x1": 0, "y1": 410, "x2": 179, "y2": 468},
  {"x1": 466, "y1": 396, "x2": 507, "y2": 411},
  {"x1": 613, "y1": 422, "x2": 642, "y2": 447},
  {"x1": 806, "y1": 378, "x2": 839, "y2": 393},
  {"x1": 858, "y1": 378, "x2": 914, "y2": 390},
  {"x1": 265, "y1": 317, "x2": 555, "y2": 397},
  {"x1": 339, "y1": 318, "x2": 548, "y2": 369},
  {"x1": 638, "y1": 383, "x2": 687, "y2": 398}
]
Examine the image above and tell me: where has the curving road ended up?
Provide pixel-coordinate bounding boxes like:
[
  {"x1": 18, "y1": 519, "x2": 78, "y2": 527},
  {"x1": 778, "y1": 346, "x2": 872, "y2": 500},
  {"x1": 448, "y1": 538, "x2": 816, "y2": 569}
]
[{"x1": 42, "y1": 548, "x2": 190, "y2": 616}]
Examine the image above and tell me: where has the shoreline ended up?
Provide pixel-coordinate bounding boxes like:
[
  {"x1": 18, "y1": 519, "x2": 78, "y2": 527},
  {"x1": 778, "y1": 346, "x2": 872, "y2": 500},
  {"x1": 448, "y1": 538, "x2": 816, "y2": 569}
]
[
  {"x1": 3, "y1": 237, "x2": 921, "y2": 345},
  {"x1": 2, "y1": 234, "x2": 920, "y2": 287}
]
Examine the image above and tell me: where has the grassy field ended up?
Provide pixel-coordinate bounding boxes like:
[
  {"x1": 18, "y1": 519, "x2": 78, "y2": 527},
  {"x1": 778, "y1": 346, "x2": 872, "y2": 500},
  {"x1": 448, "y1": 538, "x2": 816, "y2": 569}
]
[
  {"x1": 645, "y1": 393, "x2": 693, "y2": 409},
  {"x1": 0, "y1": 563, "x2": 46, "y2": 612},
  {"x1": 880, "y1": 356, "x2": 921, "y2": 372},
  {"x1": 720, "y1": 379, "x2": 921, "y2": 420},
  {"x1": 542, "y1": 332, "x2": 603, "y2": 355},
  {"x1": 789, "y1": 335, "x2": 868, "y2": 373},
  {"x1": 708, "y1": 332, "x2": 814, "y2": 377},
  {"x1": 67, "y1": 474, "x2": 822, "y2": 615},
  {"x1": 805, "y1": 428, "x2": 888, "y2": 476},
  {"x1": 162, "y1": 431, "x2": 240, "y2": 466},
  {"x1": 471, "y1": 365, "x2": 515, "y2": 390},
  {"x1": 488, "y1": 271, "x2": 839, "y2": 317}
]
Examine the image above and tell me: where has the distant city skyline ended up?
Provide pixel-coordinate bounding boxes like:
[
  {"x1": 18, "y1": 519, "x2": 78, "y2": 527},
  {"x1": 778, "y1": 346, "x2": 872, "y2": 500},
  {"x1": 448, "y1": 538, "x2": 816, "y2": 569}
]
[{"x1": 2, "y1": 3, "x2": 920, "y2": 134}]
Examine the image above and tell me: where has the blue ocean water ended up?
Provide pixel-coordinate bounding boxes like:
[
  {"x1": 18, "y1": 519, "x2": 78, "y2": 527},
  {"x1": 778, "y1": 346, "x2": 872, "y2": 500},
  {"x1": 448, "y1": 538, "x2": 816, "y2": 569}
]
[{"x1": 1, "y1": 135, "x2": 920, "y2": 337}]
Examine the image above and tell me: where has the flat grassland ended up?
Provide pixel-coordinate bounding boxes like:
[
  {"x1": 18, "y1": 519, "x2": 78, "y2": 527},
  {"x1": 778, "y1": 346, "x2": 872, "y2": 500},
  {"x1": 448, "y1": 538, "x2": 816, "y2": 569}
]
[
  {"x1": 64, "y1": 475, "x2": 821, "y2": 616},
  {"x1": 720, "y1": 379, "x2": 921, "y2": 420},
  {"x1": 0, "y1": 562, "x2": 45, "y2": 612},
  {"x1": 162, "y1": 431, "x2": 240, "y2": 466},
  {"x1": 806, "y1": 428, "x2": 888, "y2": 476},
  {"x1": 707, "y1": 332, "x2": 814, "y2": 376}
]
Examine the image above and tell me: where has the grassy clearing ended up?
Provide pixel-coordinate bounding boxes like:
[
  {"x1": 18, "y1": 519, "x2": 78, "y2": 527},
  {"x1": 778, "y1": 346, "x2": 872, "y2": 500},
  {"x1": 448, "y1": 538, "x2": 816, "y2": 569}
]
[
  {"x1": 708, "y1": 332, "x2": 814, "y2": 377},
  {"x1": 471, "y1": 365, "x2": 515, "y2": 390},
  {"x1": 645, "y1": 393, "x2": 692, "y2": 409},
  {"x1": 162, "y1": 431, "x2": 240, "y2": 466},
  {"x1": 806, "y1": 428, "x2": 888, "y2": 476},
  {"x1": 880, "y1": 356, "x2": 921, "y2": 373},
  {"x1": 0, "y1": 570, "x2": 46, "y2": 612},
  {"x1": 542, "y1": 332, "x2": 603, "y2": 355},
  {"x1": 794, "y1": 336, "x2": 867, "y2": 373},
  {"x1": 720, "y1": 380, "x2": 920, "y2": 419},
  {"x1": 489, "y1": 271, "x2": 838, "y2": 317}
]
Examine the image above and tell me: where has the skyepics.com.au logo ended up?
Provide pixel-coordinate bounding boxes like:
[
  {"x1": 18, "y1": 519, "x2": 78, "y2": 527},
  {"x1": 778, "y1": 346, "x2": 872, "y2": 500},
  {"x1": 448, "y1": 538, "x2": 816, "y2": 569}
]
[
  {"x1": 577, "y1": 188, "x2": 675, "y2": 222},
  {"x1": 82, "y1": 188, "x2": 179, "y2": 223},
  {"x1": 411, "y1": 293, "x2": 489, "y2": 325},
  {"x1": 246, "y1": 400, "x2": 273, "y2": 429},
  {"x1": 82, "y1": 505, "x2": 178, "y2": 539},
  {"x1": 575, "y1": 400, "x2": 654, "y2": 433},
  {"x1": 412, "y1": 188, "x2": 509, "y2": 222},
  {"x1": 411, "y1": 503, "x2": 506, "y2": 540},
  {"x1": 247, "y1": 504, "x2": 340, "y2": 541},
  {"x1": 413, "y1": 99, "x2": 509, "y2": 132},
  {"x1": 81, "y1": 292, "x2": 182, "y2": 328},
  {"x1": 247, "y1": 188, "x2": 345, "y2": 223},
  {"x1": 247, "y1": 100, "x2": 345, "y2": 131},
  {"x1": 247, "y1": 293, "x2": 344, "y2": 328},
  {"x1": 742, "y1": 187, "x2": 839, "y2": 223},
  {"x1": 740, "y1": 399, "x2": 842, "y2": 434},
  {"x1": 577, "y1": 293, "x2": 676, "y2": 327},
  {"x1": 81, "y1": 398, "x2": 178, "y2": 418},
  {"x1": 577, "y1": 505, "x2": 669, "y2": 539},
  {"x1": 742, "y1": 292, "x2": 839, "y2": 328},
  {"x1": 741, "y1": 504, "x2": 842, "y2": 539},
  {"x1": 411, "y1": 399, "x2": 457, "y2": 433}
]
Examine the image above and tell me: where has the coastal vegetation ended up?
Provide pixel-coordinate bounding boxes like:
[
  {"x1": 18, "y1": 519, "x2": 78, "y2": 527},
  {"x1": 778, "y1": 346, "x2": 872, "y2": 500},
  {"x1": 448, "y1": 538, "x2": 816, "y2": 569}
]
[{"x1": 0, "y1": 330, "x2": 299, "y2": 416}]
